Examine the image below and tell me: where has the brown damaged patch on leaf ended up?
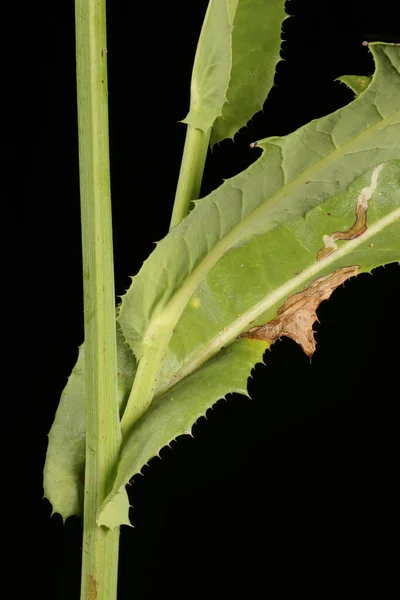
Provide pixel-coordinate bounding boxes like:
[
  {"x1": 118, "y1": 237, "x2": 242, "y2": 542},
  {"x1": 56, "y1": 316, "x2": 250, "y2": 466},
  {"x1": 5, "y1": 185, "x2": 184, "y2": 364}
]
[
  {"x1": 317, "y1": 163, "x2": 383, "y2": 261},
  {"x1": 240, "y1": 266, "x2": 359, "y2": 356},
  {"x1": 88, "y1": 574, "x2": 97, "y2": 600},
  {"x1": 316, "y1": 200, "x2": 368, "y2": 260}
]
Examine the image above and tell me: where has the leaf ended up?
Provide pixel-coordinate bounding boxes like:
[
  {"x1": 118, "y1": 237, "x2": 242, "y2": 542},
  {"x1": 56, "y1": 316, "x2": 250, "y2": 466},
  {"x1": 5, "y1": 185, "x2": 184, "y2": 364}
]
[
  {"x1": 43, "y1": 345, "x2": 86, "y2": 520},
  {"x1": 101, "y1": 159, "x2": 400, "y2": 528},
  {"x1": 118, "y1": 43, "x2": 400, "y2": 361},
  {"x1": 210, "y1": 0, "x2": 287, "y2": 145},
  {"x1": 43, "y1": 323, "x2": 136, "y2": 520},
  {"x1": 155, "y1": 161, "x2": 399, "y2": 398},
  {"x1": 336, "y1": 74, "x2": 372, "y2": 95},
  {"x1": 181, "y1": 0, "x2": 234, "y2": 132},
  {"x1": 182, "y1": 0, "x2": 286, "y2": 141}
]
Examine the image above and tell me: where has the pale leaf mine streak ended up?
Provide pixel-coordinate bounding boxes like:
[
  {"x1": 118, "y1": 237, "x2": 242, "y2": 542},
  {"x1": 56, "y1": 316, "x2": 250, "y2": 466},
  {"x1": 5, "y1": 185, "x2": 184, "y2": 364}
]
[
  {"x1": 155, "y1": 201, "x2": 400, "y2": 399},
  {"x1": 317, "y1": 163, "x2": 384, "y2": 260}
]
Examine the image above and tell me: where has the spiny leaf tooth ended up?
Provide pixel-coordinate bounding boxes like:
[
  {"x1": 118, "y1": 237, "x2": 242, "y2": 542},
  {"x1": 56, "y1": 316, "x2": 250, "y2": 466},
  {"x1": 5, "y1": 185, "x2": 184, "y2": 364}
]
[{"x1": 45, "y1": 498, "x2": 78, "y2": 524}]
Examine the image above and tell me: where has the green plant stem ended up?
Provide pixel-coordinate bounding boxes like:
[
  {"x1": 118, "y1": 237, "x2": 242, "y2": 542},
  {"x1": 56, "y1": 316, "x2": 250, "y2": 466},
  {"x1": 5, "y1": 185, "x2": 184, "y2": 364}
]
[
  {"x1": 75, "y1": 1, "x2": 121, "y2": 599},
  {"x1": 169, "y1": 125, "x2": 211, "y2": 229}
]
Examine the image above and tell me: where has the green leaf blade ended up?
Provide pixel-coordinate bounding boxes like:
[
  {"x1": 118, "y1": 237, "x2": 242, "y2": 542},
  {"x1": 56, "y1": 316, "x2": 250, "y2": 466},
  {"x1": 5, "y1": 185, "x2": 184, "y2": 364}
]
[
  {"x1": 156, "y1": 161, "x2": 400, "y2": 398},
  {"x1": 104, "y1": 160, "x2": 399, "y2": 528},
  {"x1": 211, "y1": 0, "x2": 287, "y2": 145},
  {"x1": 43, "y1": 324, "x2": 136, "y2": 520},
  {"x1": 182, "y1": 0, "x2": 235, "y2": 132},
  {"x1": 182, "y1": 0, "x2": 287, "y2": 141},
  {"x1": 43, "y1": 345, "x2": 86, "y2": 520},
  {"x1": 119, "y1": 43, "x2": 400, "y2": 363}
]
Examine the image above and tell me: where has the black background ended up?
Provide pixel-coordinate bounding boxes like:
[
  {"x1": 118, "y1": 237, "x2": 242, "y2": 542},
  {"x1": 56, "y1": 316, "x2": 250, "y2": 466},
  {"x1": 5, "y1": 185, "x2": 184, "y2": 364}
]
[{"x1": 5, "y1": 0, "x2": 399, "y2": 597}]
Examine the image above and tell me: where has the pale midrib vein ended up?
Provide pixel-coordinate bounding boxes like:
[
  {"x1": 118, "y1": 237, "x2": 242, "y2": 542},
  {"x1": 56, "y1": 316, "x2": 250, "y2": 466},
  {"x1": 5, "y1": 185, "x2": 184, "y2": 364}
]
[{"x1": 155, "y1": 206, "x2": 400, "y2": 399}]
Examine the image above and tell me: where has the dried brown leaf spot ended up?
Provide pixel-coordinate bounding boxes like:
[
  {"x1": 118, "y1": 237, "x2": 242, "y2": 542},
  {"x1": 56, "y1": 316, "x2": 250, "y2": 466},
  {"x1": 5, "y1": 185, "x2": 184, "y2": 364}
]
[
  {"x1": 240, "y1": 266, "x2": 359, "y2": 356},
  {"x1": 88, "y1": 574, "x2": 97, "y2": 600}
]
